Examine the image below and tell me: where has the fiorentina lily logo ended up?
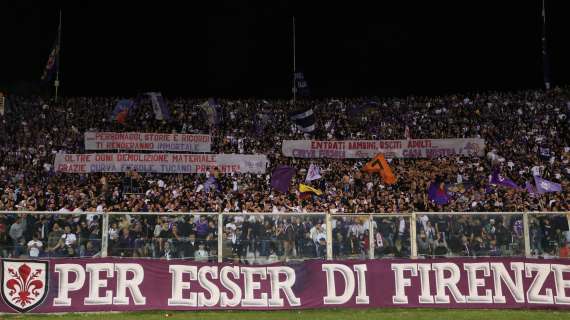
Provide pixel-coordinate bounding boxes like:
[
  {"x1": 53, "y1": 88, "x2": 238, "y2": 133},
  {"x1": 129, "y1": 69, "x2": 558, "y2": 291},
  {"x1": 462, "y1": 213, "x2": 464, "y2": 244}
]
[{"x1": 1, "y1": 260, "x2": 49, "y2": 313}]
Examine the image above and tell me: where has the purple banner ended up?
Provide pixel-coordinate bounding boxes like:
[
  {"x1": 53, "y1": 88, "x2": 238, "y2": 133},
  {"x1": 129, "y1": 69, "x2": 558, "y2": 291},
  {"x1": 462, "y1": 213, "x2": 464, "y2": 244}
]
[{"x1": 1, "y1": 257, "x2": 570, "y2": 314}]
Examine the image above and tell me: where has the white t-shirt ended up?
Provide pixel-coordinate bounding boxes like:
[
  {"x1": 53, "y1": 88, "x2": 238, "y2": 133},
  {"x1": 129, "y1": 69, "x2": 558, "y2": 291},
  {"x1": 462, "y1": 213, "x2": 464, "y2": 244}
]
[
  {"x1": 110, "y1": 227, "x2": 120, "y2": 240},
  {"x1": 27, "y1": 240, "x2": 43, "y2": 257},
  {"x1": 61, "y1": 233, "x2": 77, "y2": 246},
  {"x1": 195, "y1": 249, "x2": 209, "y2": 262},
  {"x1": 225, "y1": 222, "x2": 236, "y2": 231},
  {"x1": 399, "y1": 218, "x2": 406, "y2": 234}
]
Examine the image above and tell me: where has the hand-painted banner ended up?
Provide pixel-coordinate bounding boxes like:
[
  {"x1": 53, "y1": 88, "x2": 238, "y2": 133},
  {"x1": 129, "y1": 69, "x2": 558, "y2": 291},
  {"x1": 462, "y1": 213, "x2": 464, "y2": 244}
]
[
  {"x1": 54, "y1": 153, "x2": 268, "y2": 174},
  {"x1": 84, "y1": 132, "x2": 212, "y2": 152},
  {"x1": 1, "y1": 257, "x2": 569, "y2": 314},
  {"x1": 282, "y1": 138, "x2": 485, "y2": 159}
]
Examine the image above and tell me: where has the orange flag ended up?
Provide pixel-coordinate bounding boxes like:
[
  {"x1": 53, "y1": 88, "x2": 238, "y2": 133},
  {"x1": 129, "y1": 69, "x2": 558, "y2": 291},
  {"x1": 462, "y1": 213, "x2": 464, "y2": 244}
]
[{"x1": 362, "y1": 154, "x2": 396, "y2": 185}]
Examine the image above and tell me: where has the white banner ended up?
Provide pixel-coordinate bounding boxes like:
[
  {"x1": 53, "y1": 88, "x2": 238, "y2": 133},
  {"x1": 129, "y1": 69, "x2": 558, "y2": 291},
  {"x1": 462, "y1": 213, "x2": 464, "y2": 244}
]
[
  {"x1": 282, "y1": 138, "x2": 485, "y2": 159},
  {"x1": 84, "y1": 132, "x2": 211, "y2": 152},
  {"x1": 54, "y1": 153, "x2": 268, "y2": 174}
]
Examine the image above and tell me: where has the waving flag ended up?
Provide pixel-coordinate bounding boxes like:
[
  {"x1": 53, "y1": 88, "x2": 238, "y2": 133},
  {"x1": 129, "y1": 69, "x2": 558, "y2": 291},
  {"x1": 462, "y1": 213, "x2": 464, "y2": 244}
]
[
  {"x1": 204, "y1": 176, "x2": 218, "y2": 193},
  {"x1": 146, "y1": 92, "x2": 171, "y2": 121},
  {"x1": 41, "y1": 41, "x2": 59, "y2": 82},
  {"x1": 200, "y1": 98, "x2": 221, "y2": 126},
  {"x1": 293, "y1": 72, "x2": 310, "y2": 97},
  {"x1": 41, "y1": 22, "x2": 61, "y2": 82},
  {"x1": 111, "y1": 99, "x2": 135, "y2": 124},
  {"x1": 428, "y1": 181, "x2": 450, "y2": 205},
  {"x1": 305, "y1": 164, "x2": 321, "y2": 182},
  {"x1": 299, "y1": 183, "x2": 323, "y2": 196},
  {"x1": 489, "y1": 168, "x2": 519, "y2": 189},
  {"x1": 290, "y1": 108, "x2": 315, "y2": 133},
  {"x1": 534, "y1": 176, "x2": 562, "y2": 194},
  {"x1": 525, "y1": 181, "x2": 538, "y2": 197},
  {"x1": 271, "y1": 165, "x2": 296, "y2": 193},
  {"x1": 363, "y1": 154, "x2": 396, "y2": 185}
]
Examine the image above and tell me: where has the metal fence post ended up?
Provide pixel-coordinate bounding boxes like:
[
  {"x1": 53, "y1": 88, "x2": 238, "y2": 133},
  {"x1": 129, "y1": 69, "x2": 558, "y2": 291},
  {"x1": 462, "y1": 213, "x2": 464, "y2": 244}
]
[
  {"x1": 567, "y1": 213, "x2": 570, "y2": 238},
  {"x1": 523, "y1": 212, "x2": 531, "y2": 257},
  {"x1": 369, "y1": 214, "x2": 374, "y2": 259},
  {"x1": 326, "y1": 212, "x2": 333, "y2": 260},
  {"x1": 101, "y1": 212, "x2": 109, "y2": 258},
  {"x1": 218, "y1": 213, "x2": 223, "y2": 263},
  {"x1": 410, "y1": 212, "x2": 417, "y2": 259}
]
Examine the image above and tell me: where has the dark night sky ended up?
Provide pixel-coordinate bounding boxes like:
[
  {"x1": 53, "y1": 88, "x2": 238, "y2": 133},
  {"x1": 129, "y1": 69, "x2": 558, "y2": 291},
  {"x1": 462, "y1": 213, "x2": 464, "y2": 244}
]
[{"x1": 1, "y1": 1, "x2": 569, "y2": 98}]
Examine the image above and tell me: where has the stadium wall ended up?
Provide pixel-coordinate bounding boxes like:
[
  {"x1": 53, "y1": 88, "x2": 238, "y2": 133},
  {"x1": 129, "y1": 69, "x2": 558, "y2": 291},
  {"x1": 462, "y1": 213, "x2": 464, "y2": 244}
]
[{"x1": 1, "y1": 257, "x2": 570, "y2": 313}]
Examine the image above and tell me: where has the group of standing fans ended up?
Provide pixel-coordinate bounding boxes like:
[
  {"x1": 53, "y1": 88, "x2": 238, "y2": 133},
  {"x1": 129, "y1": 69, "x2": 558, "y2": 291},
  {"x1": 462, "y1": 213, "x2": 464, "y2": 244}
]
[{"x1": 0, "y1": 87, "x2": 568, "y2": 262}]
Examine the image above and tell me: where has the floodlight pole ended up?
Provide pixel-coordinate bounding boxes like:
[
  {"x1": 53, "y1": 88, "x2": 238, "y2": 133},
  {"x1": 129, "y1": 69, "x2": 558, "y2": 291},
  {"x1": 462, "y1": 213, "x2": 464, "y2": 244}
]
[
  {"x1": 541, "y1": 0, "x2": 551, "y2": 90},
  {"x1": 54, "y1": 10, "x2": 62, "y2": 102},
  {"x1": 292, "y1": 16, "x2": 297, "y2": 103}
]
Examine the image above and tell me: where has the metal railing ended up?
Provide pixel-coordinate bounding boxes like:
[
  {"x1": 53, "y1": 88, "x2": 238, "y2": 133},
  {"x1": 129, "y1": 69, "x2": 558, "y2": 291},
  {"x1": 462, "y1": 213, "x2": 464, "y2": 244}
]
[{"x1": 0, "y1": 210, "x2": 567, "y2": 261}]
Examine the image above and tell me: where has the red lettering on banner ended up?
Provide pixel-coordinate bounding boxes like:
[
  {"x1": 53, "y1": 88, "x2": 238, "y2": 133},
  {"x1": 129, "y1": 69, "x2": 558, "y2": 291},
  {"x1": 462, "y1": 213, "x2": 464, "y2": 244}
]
[
  {"x1": 55, "y1": 154, "x2": 266, "y2": 174},
  {"x1": 181, "y1": 135, "x2": 210, "y2": 142},
  {"x1": 219, "y1": 165, "x2": 240, "y2": 173},
  {"x1": 57, "y1": 163, "x2": 86, "y2": 173},
  {"x1": 311, "y1": 141, "x2": 345, "y2": 150},
  {"x1": 349, "y1": 141, "x2": 378, "y2": 150},
  {"x1": 75, "y1": 154, "x2": 91, "y2": 162},
  {"x1": 407, "y1": 140, "x2": 432, "y2": 148},
  {"x1": 95, "y1": 154, "x2": 113, "y2": 161},
  {"x1": 171, "y1": 154, "x2": 215, "y2": 163},
  {"x1": 144, "y1": 134, "x2": 171, "y2": 142},
  {"x1": 376, "y1": 141, "x2": 402, "y2": 149}
]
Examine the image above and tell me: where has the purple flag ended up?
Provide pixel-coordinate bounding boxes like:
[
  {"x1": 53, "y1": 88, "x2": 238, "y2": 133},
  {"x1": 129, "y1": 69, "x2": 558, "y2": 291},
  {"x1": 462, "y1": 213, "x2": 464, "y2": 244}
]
[
  {"x1": 428, "y1": 181, "x2": 450, "y2": 205},
  {"x1": 490, "y1": 169, "x2": 519, "y2": 189},
  {"x1": 534, "y1": 176, "x2": 562, "y2": 194},
  {"x1": 525, "y1": 181, "x2": 538, "y2": 197},
  {"x1": 271, "y1": 165, "x2": 296, "y2": 193},
  {"x1": 204, "y1": 176, "x2": 218, "y2": 193}
]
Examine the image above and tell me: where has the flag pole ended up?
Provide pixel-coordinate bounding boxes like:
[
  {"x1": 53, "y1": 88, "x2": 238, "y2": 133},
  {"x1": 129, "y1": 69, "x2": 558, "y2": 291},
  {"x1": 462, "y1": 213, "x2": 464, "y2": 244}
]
[
  {"x1": 541, "y1": 0, "x2": 551, "y2": 90},
  {"x1": 54, "y1": 10, "x2": 62, "y2": 102},
  {"x1": 292, "y1": 16, "x2": 296, "y2": 103}
]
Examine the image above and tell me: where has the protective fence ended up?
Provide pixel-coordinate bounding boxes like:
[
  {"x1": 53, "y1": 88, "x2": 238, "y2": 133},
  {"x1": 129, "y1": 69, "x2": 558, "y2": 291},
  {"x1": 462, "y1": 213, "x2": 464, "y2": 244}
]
[
  {"x1": 0, "y1": 211, "x2": 569, "y2": 314},
  {"x1": 1, "y1": 211, "x2": 569, "y2": 261}
]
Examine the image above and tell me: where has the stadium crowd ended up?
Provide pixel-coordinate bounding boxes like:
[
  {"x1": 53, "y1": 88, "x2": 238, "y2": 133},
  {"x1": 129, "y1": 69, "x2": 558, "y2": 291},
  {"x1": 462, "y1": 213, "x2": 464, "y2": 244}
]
[{"x1": 0, "y1": 87, "x2": 568, "y2": 261}]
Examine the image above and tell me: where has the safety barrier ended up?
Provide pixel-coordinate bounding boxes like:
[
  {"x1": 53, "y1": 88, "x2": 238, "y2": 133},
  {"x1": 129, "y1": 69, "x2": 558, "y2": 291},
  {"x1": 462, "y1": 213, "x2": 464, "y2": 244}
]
[{"x1": 0, "y1": 211, "x2": 568, "y2": 261}]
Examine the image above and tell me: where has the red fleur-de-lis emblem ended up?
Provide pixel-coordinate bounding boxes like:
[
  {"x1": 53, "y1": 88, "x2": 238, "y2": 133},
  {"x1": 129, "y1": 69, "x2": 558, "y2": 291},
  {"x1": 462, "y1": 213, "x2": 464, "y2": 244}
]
[
  {"x1": 2, "y1": 260, "x2": 49, "y2": 313},
  {"x1": 6, "y1": 264, "x2": 44, "y2": 307}
]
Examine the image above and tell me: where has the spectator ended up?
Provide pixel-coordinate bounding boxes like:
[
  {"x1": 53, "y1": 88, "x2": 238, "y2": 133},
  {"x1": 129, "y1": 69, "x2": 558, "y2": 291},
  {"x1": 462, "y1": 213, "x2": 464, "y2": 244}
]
[
  {"x1": 59, "y1": 225, "x2": 77, "y2": 257},
  {"x1": 195, "y1": 242, "x2": 209, "y2": 262},
  {"x1": 27, "y1": 232, "x2": 43, "y2": 258}
]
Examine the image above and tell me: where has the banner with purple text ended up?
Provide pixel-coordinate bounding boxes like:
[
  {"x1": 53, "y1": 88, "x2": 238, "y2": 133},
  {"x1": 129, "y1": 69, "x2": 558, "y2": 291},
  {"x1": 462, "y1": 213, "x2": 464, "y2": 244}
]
[
  {"x1": 282, "y1": 139, "x2": 485, "y2": 159},
  {"x1": 54, "y1": 153, "x2": 268, "y2": 174},
  {"x1": 85, "y1": 132, "x2": 211, "y2": 152},
  {"x1": 1, "y1": 258, "x2": 569, "y2": 314}
]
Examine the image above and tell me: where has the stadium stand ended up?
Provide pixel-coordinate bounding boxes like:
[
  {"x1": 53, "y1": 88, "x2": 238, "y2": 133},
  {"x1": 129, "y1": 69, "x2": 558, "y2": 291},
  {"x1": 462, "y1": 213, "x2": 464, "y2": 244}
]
[{"x1": 0, "y1": 88, "x2": 568, "y2": 262}]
